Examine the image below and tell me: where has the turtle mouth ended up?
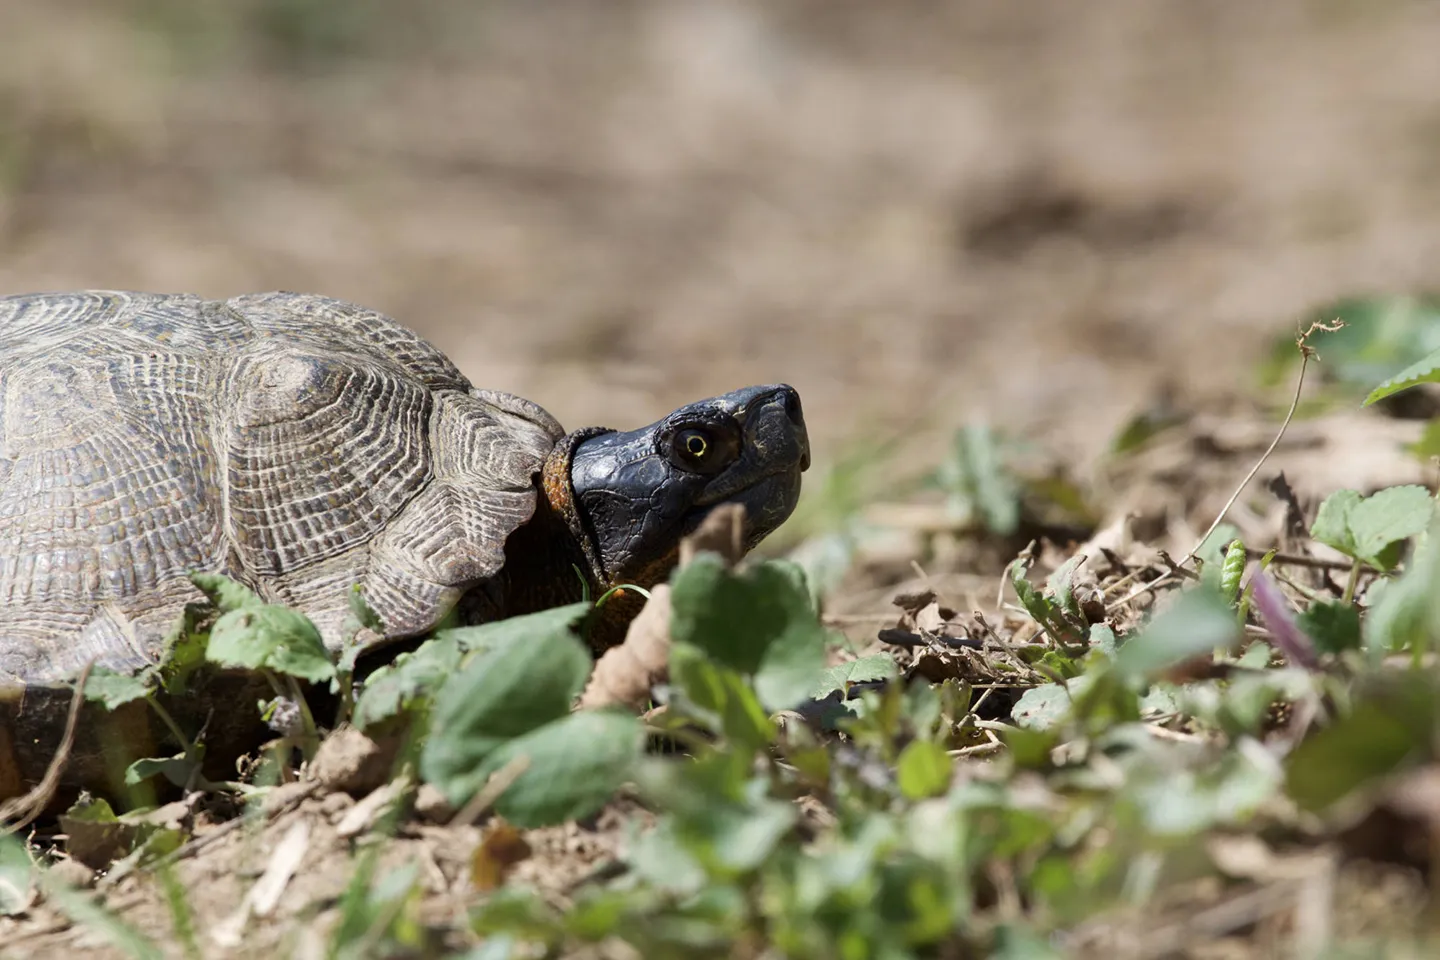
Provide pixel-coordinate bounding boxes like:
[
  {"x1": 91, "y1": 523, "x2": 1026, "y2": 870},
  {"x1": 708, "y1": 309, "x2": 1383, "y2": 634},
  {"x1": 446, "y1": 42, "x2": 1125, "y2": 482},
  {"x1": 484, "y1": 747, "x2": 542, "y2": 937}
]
[
  {"x1": 689, "y1": 387, "x2": 809, "y2": 544},
  {"x1": 686, "y1": 464, "x2": 805, "y2": 549}
]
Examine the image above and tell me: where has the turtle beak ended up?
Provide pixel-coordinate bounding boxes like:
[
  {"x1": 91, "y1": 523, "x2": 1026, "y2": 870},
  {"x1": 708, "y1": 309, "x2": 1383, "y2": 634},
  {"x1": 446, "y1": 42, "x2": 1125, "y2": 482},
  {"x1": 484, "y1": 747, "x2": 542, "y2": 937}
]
[{"x1": 696, "y1": 384, "x2": 809, "y2": 546}]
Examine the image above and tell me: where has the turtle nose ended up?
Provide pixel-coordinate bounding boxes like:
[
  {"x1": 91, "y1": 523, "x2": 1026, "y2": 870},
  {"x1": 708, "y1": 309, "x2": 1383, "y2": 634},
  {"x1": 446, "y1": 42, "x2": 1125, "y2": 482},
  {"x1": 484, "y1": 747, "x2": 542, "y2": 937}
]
[{"x1": 773, "y1": 384, "x2": 810, "y2": 471}]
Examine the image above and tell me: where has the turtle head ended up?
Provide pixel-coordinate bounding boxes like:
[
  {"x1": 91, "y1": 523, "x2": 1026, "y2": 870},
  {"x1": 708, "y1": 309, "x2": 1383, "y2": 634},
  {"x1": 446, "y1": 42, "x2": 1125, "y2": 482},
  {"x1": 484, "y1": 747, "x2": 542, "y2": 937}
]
[{"x1": 547, "y1": 384, "x2": 809, "y2": 597}]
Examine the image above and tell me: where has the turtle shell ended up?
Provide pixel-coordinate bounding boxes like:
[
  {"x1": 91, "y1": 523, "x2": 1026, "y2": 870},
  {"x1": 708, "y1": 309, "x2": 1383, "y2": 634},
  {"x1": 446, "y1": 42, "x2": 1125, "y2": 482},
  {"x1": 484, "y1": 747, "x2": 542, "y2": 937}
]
[{"x1": 0, "y1": 290, "x2": 565, "y2": 683}]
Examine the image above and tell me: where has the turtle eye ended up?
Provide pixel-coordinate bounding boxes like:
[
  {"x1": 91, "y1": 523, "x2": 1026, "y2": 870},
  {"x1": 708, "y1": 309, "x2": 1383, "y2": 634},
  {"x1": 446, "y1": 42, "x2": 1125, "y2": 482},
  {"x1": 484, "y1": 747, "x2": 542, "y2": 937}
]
[
  {"x1": 670, "y1": 426, "x2": 735, "y2": 473},
  {"x1": 674, "y1": 428, "x2": 711, "y2": 463}
]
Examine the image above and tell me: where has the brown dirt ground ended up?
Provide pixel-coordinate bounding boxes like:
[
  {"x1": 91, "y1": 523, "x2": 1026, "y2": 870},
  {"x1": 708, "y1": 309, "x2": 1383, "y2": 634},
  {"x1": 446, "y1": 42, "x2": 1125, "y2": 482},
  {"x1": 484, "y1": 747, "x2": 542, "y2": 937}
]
[{"x1": 5, "y1": 1, "x2": 1440, "y2": 956}]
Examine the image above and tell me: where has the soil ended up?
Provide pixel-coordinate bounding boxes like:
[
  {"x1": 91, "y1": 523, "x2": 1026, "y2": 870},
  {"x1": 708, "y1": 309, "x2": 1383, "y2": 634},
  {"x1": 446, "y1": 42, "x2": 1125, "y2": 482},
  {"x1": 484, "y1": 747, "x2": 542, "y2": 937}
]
[{"x1": 3, "y1": 1, "x2": 1440, "y2": 956}]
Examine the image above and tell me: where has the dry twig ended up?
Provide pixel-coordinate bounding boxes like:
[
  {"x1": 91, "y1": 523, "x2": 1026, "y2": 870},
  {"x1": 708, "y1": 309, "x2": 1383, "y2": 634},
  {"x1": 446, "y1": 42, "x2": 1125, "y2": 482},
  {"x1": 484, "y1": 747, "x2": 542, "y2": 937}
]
[{"x1": 0, "y1": 660, "x2": 94, "y2": 836}]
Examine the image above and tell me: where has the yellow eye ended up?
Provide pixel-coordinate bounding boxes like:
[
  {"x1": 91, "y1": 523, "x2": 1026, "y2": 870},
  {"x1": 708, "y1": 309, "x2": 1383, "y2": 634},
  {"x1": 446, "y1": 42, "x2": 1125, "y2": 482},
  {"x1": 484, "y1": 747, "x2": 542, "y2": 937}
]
[{"x1": 683, "y1": 431, "x2": 708, "y2": 459}]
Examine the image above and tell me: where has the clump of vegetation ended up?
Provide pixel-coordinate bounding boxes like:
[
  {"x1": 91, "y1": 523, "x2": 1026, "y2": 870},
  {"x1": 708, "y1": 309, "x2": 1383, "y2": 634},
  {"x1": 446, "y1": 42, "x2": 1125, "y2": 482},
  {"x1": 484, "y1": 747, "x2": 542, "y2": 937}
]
[{"x1": 10, "y1": 312, "x2": 1440, "y2": 956}]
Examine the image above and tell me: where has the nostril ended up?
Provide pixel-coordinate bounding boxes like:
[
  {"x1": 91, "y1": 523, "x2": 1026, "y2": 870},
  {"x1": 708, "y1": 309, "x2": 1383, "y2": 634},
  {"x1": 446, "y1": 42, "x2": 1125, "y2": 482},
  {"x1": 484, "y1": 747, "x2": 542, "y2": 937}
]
[{"x1": 778, "y1": 386, "x2": 804, "y2": 427}]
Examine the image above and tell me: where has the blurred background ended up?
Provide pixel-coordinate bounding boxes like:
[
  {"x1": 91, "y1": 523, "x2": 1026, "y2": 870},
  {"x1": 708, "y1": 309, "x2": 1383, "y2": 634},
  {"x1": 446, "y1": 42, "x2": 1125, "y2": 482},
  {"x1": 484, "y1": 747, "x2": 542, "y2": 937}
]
[{"x1": 3, "y1": 0, "x2": 1440, "y2": 474}]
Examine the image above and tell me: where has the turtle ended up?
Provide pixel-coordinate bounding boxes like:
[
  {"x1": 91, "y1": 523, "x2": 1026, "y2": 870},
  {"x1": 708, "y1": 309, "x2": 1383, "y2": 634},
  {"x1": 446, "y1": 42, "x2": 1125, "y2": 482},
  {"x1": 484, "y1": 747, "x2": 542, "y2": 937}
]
[{"x1": 0, "y1": 290, "x2": 809, "y2": 800}]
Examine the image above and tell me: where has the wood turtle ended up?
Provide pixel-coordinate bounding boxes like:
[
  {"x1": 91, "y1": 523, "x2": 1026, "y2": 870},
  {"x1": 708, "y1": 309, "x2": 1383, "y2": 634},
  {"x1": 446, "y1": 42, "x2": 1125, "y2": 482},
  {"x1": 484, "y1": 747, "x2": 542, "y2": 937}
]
[{"x1": 0, "y1": 290, "x2": 809, "y2": 801}]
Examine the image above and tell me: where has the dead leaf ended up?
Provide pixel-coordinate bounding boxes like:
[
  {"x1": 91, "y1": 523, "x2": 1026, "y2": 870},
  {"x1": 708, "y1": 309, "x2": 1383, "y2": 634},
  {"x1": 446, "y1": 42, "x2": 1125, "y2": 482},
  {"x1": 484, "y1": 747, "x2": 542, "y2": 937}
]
[
  {"x1": 471, "y1": 819, "x2": 532, "y2": 892},
  {"x1": 578, "y1": 584, "x2": 673, "y2": 711}
]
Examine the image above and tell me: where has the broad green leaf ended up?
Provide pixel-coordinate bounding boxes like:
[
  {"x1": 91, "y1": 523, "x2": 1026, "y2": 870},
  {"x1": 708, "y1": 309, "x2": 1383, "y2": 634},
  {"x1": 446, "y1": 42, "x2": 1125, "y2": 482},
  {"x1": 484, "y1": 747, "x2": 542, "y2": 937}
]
[
  {"x1": 1046, "y1": 555, "x2": 1085, "y2": 622},
  {"x1": 1296, "y1": 600, "x2": 1362, "y2": 654},
  {"x1": 353, "y1": 635, "x2": 462, "y2": 730},
  {"x1": 699, "y1": 799, "x2": 799, "y2": 874},
  {"x1": 810, "y1": 654, "x2": 898, "y2": 700},
  {"x1": 84, "y1": 667, "x2": 154, "y2": 710},
  {"x1": 1310, "y1": 489, "x2": 1363, "y2": 557},
  {"x1": 434, "y1": 602, "x2": 591, "y2": 654},
  {"x1": 188, "y1": 572, "x2": 263, "y2": 611},
  {"x1": 992, "y1": 924, "x2": 1066, "y2": 960},
  {"x1": 1002, "y1": 726, "x2": 1059, "y2": 768},
  {"x1": 896, "y1": 740, "x2": 953, "y2": 799},
  {"x1": 1132, "y1": 739, "x2": 1282, "y2": 835},
  {"x1": 1007, "y1": 560, "x2": 1052, "y2": 626},
  {"x1": 58, "y1": 797, "x2": 133, "y2": 870},
  {"x1": 937, "y1": 423, "x2": 1021, "y2": 535},
  {"x1": 484, "y1": 710, "x2": 643, "y2": 828},
  {"x1": 1264, "y1": 296, "x2": 1440, "y2": 394},
  {"x1": 670, "y1": 646, "x2": 775, "y2": 751},
  {"x1": 670, "y1": 555, "x2": 830, "y2": 704},
  {"x1": 125, "y1": 751, "x2": 200, "y2": 789},
  {"x1": 1349, "y1": 485, "x2": 1435, "y2": 568},
  {"x1": 1116, "y1": 589, "x2": 1239, "y2": 678},
  {"x1": 345, "y1": 583, "x2": 384, "y2": 633},
  {"x1": 1285, "y1": 701, "x2": 1420, "y2": 811},
  {"x1": 420, "y1": 614, "x2": 593, "y2": 803},
  {"x1": 560, "y1": 889, "x2": 633, "y2": 941},
  {"x1": 1011, "y1": 683, "x2": 1070, "y2": 730},
  {"x1": 1365, "y1": 345, "x2": 1440, "y2": 406},
  {"x1": 752, "y1": 621, "x2": 828, "y2": 712},
  {"x1": 626, "y1": 819, "x2": 709, "y2": 895},
  {"x1": 1088, "y1": 624, "x2": 1119, "y2": 660},
  {"x1": 206, "y1": 604, "x2": 335, "y2": 683},
  {"x1": 157, "y1": 619, "x2": 210, "y2": 695},
  {"x1": 1365, "y1": 519, "x2": 1440, "y2": 652},
  {"x1": 1408, "y1": 418, "x2": 1440, "y2": 461},
  {"x1": 1311, "y1": 486, "x2": 1434, "y2": 569},
  {"x1": 0, "y1": 837, "x2": 32, "y2": 917}
]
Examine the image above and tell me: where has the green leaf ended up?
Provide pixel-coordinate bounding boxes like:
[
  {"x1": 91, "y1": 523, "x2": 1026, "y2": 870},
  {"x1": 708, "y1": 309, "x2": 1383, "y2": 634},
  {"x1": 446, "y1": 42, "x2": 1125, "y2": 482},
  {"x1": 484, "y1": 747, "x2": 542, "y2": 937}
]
[
  {"x1": 699, "y1": 799, "x2": 799, "y2": 874},
  {"x1": 1046, "y1": 555, "x2": 1085, "y2": 623},
  {"x1": 1285, "y1": 701, "x2": 1420, "y2": 812},
  {"x1": 1408, "y1": 418, "x2": 1440, "y2": 462},
  {"x1": 157, "y1": 619, "x2": 210, "y2": 695},
  {"x1": 1311, "y1": 486, "x2": 1434, "y2": 569},
  {"x1": 353, "y1": 635, "x2": 463, "y2": 730},
  {"x1": 1365, "y1": 344, "x2": 1440, "y2": 406},
  {"x1": 1011, "y1": 683, "x2": 1070, "y2": 730},
  {"x1": 1002, "y1": 726, "x2": 1058, "y2": 768},
  {"x1": 1132, "y1": 740, "x2": 1282, "y2": 835},
  {"x1": 0, "y1": 837, "x2": 33, "y2": 917},
  {"x1": 936, "y1": 423, "x2": 1021, "y2": 535},
  {"x1": 1116, "y1": 589, "x2": 1239, "y2": 678},
  {"x1": 810, "y1": 654, "x2": 898, "y2": 699},
  {"x1": 1350, "y1": 486, "x2": 1435, "y2": 568},
  {"x1": 434, "y1": 602, "x2": 591, "y2": 654},
  {"x1": 188, "y1": 572, "x2": 264, "y2": 611},
  {"x1": 1296, "y1": 600, "x2": 1362, "y2": 654},
  {"x1": 484, "y1": 710, "x2": 643, "y2": 828},
  {"x1": 57, "y1": 797, "x2": 133, "y2": 870},
  {"x1": 206, "y1": 603, "x2": 335, "y2": 683},
  {"x1": 670, "y1": 556, "x2": 829, "y2": 710},
  {"x1": 670, "y1": 646, "x2": 775, "y2": 751},
  {"x1": 1310, "y1": 488, "x2": 1362, "y2": 557},
  {"x1": 753, "y1": 624, "x2": 827, "y2": 713},
  {"x1": 125, "y1": 751, "x2": 200, "y2": 789},
  {"x1": 420, "y1": 612, "x2": 593, "y2": 804},
  {"x1": 1007, "y1": 559, "x2": 1052, "y2": 626},
  {"x1": 345, "y1": 583, "x2": 384, "y2": 633},
  {"x1": 1364, "y1": 518, "x2": 1440, "y2": 653},
  {"x1": 84, "y1": 667, "x2": 155, "y2": 710},
  {"x1": 896, "y1": 740, "x2": 953, "y2": 799}
]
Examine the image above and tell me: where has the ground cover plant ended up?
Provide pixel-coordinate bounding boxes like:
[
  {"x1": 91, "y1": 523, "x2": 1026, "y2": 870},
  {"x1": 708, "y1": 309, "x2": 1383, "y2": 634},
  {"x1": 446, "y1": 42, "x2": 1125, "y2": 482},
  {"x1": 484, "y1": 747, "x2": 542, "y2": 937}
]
[{"x1": 8, "y1": 309, "x2": 1440, "y2": 957}]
